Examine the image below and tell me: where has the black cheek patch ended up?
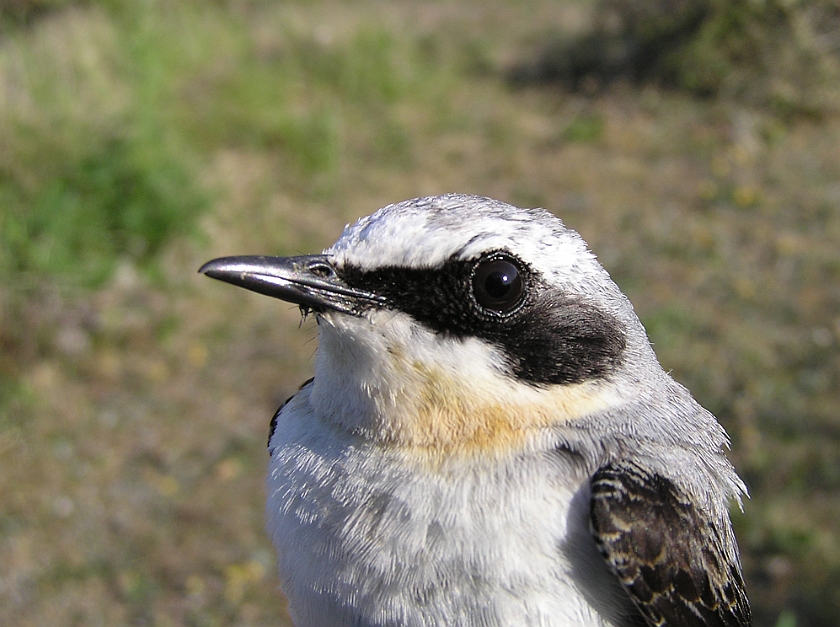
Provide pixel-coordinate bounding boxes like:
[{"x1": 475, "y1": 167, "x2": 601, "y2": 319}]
[
  {"x1": 499, "y1": 295, "x2": 626, "y2": 385},
  {"x1": 338, "y1": 260, "x2": 626, "y2": 386}
]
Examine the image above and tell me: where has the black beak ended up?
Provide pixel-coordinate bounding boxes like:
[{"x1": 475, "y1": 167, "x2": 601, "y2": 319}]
[{"x1": 199, "y1": 255, "x2": 383, "y2": 315}]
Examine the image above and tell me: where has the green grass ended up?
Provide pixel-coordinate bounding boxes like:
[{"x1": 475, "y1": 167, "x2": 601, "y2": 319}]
[
  {"x1": 0, "y1": 2, "x2": 431, "y2": 286},
  {"x1": 0, "y1": 2, "x2": 208, "y2": 286},
  {"x1": 508, "y1": 0, "x2": 840, "y2": 117},
  {"x1": 1, "y1": 1, "x2": 838, "y2": 626}
]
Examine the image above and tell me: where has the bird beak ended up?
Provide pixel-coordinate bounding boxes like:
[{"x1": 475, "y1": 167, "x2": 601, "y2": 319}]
[{"x1": 199, "y1": 255, "x2": 383, "y2": 315}]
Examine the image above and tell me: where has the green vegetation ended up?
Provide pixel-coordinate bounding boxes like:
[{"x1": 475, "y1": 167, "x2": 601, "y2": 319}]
[
  {"x1": 510, "y1": 0, "x2": 840, "y2": 116},
  {"x1": 1, "y1": 1, "x2": 838, "y2": 626},
  {"x1": 674, "y1": 0, "x2": 840, "y2": 114},
  {"x1": 1, "y1": 2, "x2": 207, "y2": 286}
]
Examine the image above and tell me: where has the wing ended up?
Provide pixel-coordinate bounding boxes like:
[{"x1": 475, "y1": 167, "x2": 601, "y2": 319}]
[
  {"x1": 589, "y1": 460, "x2": 751, "y2": 627},
  {"x1": 268, "y1": 377, "x2": 314, "y2": 452}
]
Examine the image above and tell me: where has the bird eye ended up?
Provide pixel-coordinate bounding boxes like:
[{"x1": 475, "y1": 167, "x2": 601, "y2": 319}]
[{"x1": 472, "y1": 257, "x2": 525, "y2": 313}]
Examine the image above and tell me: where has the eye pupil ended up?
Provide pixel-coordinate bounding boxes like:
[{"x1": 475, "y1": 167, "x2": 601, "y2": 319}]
[
  {"x1": 472, "y1": 258, "x2": 525, "y2": 313},
  {"x1": 485, "y1": 269, "x2": 515, "y2": 298}
]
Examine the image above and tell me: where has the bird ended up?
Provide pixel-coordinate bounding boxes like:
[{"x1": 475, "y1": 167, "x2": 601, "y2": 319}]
[{"x1": 200, "y1": 194, "x2": 751, "y2": 627}]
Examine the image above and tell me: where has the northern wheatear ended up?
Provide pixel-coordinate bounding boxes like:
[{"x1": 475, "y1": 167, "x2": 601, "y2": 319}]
[{"x1": 201, "y1": 194, "x2": 751, "y2": 627}]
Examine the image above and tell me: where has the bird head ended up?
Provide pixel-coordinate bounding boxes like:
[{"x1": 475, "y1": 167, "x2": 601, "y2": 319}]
[{"x1": 201, "y1": 195, "x2": 663, "y2": 457}]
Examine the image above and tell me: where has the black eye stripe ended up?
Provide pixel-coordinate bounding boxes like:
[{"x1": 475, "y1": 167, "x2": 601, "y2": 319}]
[
  {"x1": 337, "y1": 253, "x2": 625, "y2": 385},
  {"x1": 339, "y1": 252, "x2": 531, "y2": 327}
]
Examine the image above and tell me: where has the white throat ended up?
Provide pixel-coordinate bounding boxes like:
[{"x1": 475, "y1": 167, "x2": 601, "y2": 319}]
[{"x1": 308, "y1": 310, "x2": 625, "y2": 458}]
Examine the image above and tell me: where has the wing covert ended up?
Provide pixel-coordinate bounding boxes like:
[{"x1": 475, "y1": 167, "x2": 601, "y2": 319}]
[
  {"x1": 590, "y1": 460, "x2": 751, "y2": 627},
  {"x1": 268, "y1": 377, "x2": 314, "y2": 452}
]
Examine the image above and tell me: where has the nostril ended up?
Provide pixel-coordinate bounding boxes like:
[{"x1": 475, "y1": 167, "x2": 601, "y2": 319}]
[{"x1": 308, "y1": 261, "x2": 335, "y2": 278}]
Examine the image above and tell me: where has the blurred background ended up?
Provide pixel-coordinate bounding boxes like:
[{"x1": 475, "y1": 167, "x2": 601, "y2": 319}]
[{"x1": 1, "y1": 0, "x2": 838, "y2": 625}]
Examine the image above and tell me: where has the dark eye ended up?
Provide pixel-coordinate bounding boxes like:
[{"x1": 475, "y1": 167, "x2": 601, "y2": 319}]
[{"x1": 472, "y1": 257, "x2": 525, "y2": 313}]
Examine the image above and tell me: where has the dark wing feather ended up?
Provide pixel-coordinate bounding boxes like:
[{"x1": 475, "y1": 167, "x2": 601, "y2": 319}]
[
  {"x1": 590, "y1": 461, "x2": 751, "y2": 627},
  {"x1": 268, "y1": 377, "x2": 314, "y2": 452}
]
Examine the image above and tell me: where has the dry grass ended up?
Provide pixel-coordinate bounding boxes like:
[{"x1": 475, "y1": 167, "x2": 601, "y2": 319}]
[{"x1": 1, "y1": 1, "x2": 838, "y2": 626}]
